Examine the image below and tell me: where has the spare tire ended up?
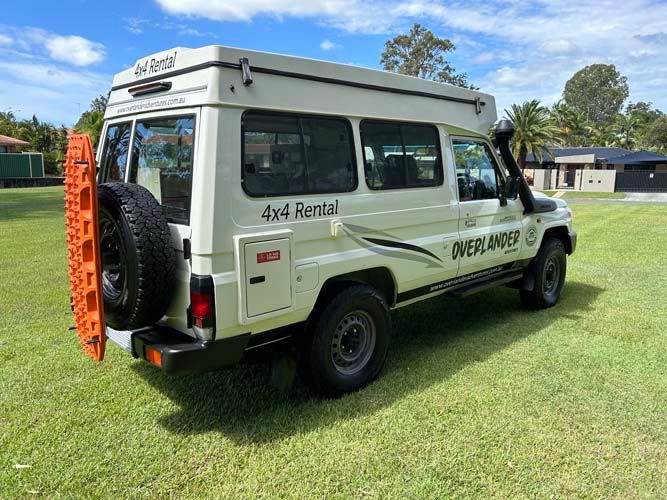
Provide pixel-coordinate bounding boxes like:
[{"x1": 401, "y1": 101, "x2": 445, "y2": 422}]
[{"x1": 97, "y1": 182, "x2": 176, "y2": 330}]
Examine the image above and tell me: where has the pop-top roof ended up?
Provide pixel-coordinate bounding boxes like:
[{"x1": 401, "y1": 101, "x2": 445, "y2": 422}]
[{"x1": 108, "y1": 45, "x2": 496, "y2": 135}]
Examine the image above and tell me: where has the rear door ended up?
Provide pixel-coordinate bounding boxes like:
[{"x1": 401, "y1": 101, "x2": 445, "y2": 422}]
[
  {"x1": 451, "y1": 137, "x2": 524, "y2": 276},
  {"x1": 98, "y1": 109, "x2": 200, "y2": 330}
]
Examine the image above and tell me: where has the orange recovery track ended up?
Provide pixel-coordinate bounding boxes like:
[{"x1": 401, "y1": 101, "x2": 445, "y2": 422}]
[{"x1": 64, "y1": 135, "x2": 106, "y2": 361}]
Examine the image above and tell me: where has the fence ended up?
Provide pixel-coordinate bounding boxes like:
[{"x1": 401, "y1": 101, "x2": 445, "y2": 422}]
[
  {"x1": 615, "y1": 171, "x2": 667, "y2": 192},
  {"x1": 0, "y1": 153, "x2": 45, "y2": 179}
]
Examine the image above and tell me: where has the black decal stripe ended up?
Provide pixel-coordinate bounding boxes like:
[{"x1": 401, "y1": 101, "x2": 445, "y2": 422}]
[
  {"x1": 362, "y1": 237, "x2": 443, "y2": 263},
  {"x1": 111, "y1": 61, "x2": 486, "y2": 110},
  {"x1": 396, "y1": 264, "x2": 519, "y2": 302}
]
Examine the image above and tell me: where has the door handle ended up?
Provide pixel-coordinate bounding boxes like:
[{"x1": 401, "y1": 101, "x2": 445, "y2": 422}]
[{"x1": 249, "y1": 275, "x2": 265, "y2": 285}]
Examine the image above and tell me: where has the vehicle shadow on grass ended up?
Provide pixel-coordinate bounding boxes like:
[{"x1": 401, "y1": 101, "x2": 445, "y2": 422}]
[{"x1": 133, "y1": 281, "x2": 602, "y2": 444}]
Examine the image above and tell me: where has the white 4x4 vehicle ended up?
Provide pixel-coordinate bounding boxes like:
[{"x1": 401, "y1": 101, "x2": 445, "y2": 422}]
[{"x1": 95, "y1": 45, "x2": 575, "y2": 395}]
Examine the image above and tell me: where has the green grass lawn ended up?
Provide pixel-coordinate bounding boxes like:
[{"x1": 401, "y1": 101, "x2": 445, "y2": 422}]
[
  {"x1": 542, "y1": 191, "x2": 627, "y2": 199},
  {"x1": 2, "y1": 186, "x2": 666, "y2": 498}
]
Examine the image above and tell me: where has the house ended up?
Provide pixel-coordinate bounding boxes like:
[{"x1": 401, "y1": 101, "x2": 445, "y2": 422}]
[
  {"x1": 0, "y1": 134, "x2": 29, "y2": 153},
  {"x1": 525, "y1": 147, "x2": 667, "y2": 188}
]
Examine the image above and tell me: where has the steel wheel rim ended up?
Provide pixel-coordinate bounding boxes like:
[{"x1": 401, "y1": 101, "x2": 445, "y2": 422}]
[
  {"x1": 99, "y1": 215, "x2": 126, "y2": 302},
  {"x1": 331, "y1": 310, "x2": 376, "y2": 375},
  {"x1": 543, "y1": 256, "x2": 560, "y2": 295}
]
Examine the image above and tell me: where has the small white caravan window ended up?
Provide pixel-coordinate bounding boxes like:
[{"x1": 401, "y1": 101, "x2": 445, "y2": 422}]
[
  {"x1": 360, "y1": 121, "x2": 443, "y2": 190},
  {"x1": 452, "y1": 139, "x2": 504, "y2": 202},
  {"x1": 242, "y1": 111, "x2": 357, "y2": 197}
]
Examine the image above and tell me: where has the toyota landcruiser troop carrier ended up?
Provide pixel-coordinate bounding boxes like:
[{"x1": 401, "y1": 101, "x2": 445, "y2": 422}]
[{"x1": 74, "y1": 45, "x2": 576, "y2": 396}]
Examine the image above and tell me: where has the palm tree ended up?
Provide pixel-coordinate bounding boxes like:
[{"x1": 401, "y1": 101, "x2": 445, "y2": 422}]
[
  {"x1": 550, "y1": 100, "x2": 589, "y2": 146},
  {"x1": 611, "y1": 114, "x2": 639, "y2": 149},
  {"x1": 504, "y1": 100, "x2": 560, "y2": 169},
  {"x1": 74, "y1": 109, "x2": 104, "y2": 147}
]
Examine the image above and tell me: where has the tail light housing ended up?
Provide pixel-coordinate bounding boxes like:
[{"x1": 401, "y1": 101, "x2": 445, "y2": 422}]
[{"x1": 189, "y1": 274, "x2": 216, "y2": 340}]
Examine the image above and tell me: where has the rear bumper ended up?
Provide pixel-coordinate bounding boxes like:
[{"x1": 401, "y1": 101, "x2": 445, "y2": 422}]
[
  {"x1": 568, "y1": 230, "x2": 577, "y2": 254},
  {"x1": 107, "y1": 326, "x2": 250, "y2": 376}
]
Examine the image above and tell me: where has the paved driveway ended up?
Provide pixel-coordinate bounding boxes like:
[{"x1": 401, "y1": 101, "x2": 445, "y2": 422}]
[
  {"x1": 566, "y1": 193, "x2": 667, "y2": 204},
  {"x1": 624, "y1": 193, "x2": 667, "y2": 203}
]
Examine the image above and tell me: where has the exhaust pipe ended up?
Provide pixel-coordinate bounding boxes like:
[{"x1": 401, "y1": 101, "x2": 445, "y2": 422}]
[{"x1": 494, "y1": 120, "x2": 556, "y2": 214}]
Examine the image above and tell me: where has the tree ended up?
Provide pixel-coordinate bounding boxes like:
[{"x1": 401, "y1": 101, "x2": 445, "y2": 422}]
[
  {"x1": 611, "y1": 114, "x2": 640, "y2": 149},
  {"x1": 381, "y1": 23, "x2": 475, "y2": 89},
  {"x1": 643, "y1": 116, "x2": 667, "y2": 152},
  {"x1": 504, "y1": 100, "x2": 560, "y2": 169},
  {"x1": 626, "y1": 101, "x2": 663, "y2": 127},
  {"x1": 75, "y1": 109, "x2": 104, "y2": 147},
  {"x1": 74, "y1": 95, "x2": 108, "y2": 147},
  {"x1": 90, "y1": 94, "x2": 109, "y2": 113},
  {"x1": 550, "y1": 100, "x2": 589, "y2": 147},
  {"x1": 563, "y1": 64, "x2": 629, "y2": 128}
]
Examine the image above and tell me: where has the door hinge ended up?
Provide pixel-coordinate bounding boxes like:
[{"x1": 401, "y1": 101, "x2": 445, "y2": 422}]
[
  {"x1": 240, "y1": 57, "x2": 253, "y2": 86},
  {"x1": 183, "y1": 238, "x2": 191, "y2": 260}
]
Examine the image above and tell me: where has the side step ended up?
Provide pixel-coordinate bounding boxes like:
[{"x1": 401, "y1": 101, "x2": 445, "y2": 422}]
[{"x1": 447, "y1": 271, "x2": 524, "y2": 298}]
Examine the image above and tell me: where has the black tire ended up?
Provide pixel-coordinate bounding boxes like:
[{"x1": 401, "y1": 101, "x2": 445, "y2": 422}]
[
  {"x1": 98, "y1": 183, "x2": 176, "y2": 330},
  {"x1": 519, "y1": 237, "x2": 567, "y2": 310},
  {"x1": 305, "y1": 284, "x2": 391, "y2": 397}
]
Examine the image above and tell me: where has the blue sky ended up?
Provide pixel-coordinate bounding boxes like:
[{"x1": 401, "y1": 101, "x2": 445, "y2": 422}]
[{"x1": 2, "y1": 0, "x2": 667, "y2": 126}]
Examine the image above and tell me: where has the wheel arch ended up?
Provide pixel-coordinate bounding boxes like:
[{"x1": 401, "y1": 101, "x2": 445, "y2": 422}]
[
  {"x1": 542, "y1": 224, "x2": 573, "y2": 255},
  {"x1": 309, "y1": 267, "x2": 397, "y2": 323}
]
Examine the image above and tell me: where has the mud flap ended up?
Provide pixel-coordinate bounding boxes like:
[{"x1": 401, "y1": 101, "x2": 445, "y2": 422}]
[{"x1": 64, "y1": 135, "x2": 106, "y2": 361}]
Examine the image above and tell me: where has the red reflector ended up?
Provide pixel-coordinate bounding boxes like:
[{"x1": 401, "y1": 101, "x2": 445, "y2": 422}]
[
  {"x1": 145, "y1": 347, "x2": 162, "y2": 367},
  {"x1": 191, "y1": 291, "x2": 212, "y2": 319}
]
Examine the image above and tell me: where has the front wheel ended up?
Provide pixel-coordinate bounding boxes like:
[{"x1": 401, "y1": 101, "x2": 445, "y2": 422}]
[
  {"x1": 519, "y1": 238, "x2": 567, "y2": 309},
  {"x1": 305, "y1": 285, "x2": 391, "y2": 397}
]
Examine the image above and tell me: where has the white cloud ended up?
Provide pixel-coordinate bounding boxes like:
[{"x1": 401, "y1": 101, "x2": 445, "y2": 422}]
[
  {"x1": 123, "y1": 17, "x2": 212, "y2": 37},
  {"x1": 0, "y1": 34, "x2": 11, "y2": 46},
  {"x1": 320, "y1": 39, "x2": 340, "y2": 50},
  {"x1": 156, "y1": 0, "x2": 357, "y2": 23},
  {"x1": 0, "y1": 27, "x2": 110, "y2": 125},
  {"x1": 540, "y1": 39, "x2": 575, "y2": 55},
  {"x1": 0, "y1": 61, "x2": 110, "y2": 125},
  {"x1": 470, "y1": 52, "x2": 493, "y2": 65},
  {"x1": 43, "y1": 35, "x2": 105, "y2": 66}
]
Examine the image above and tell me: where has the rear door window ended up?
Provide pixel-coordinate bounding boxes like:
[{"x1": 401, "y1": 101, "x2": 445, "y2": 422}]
[
  {"x1": 128, "y1": 116, "x2": 195, "y2": 225},
  {"x1": 99, "y1": 122, "x2": 132, "y2": 182},
  {"x1": 360, "y1": 121, "x2": 443, "y2": 190}
]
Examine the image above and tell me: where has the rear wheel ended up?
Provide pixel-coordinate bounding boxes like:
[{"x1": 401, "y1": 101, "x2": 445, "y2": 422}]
[
  {"x1": 98, "y1": 183, "x2": 176, "y2": 330},
  {"x1": 305, "y1": 285, "x2": 391, "y2": 396},
  {"x1": 520, "y1": 237, "x2": 567, "y2": 309}
]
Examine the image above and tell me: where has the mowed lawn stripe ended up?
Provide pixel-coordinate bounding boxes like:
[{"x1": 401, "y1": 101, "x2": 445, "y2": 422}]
[{"x1": 1, "y1": 187, "x2": 666, "y2": 498}]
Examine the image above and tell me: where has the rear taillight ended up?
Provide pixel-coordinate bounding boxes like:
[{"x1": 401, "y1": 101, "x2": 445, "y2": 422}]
[{"x1": 189, "y1": 275, "x2": 216, "y2": 340}]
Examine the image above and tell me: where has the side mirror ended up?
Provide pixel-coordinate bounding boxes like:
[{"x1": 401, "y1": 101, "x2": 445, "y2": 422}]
[{"x1": 503, "y1": 175, "x2": 520, "y2": 201}]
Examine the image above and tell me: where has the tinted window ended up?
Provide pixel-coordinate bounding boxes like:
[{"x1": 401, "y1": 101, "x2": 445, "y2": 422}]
[
  {"x1": 100, "y1": 122, "x2": 132, "y2": 182},
  {"x1": 243, "y1": 112, "x2": 357, "y2": 196},
  {"x1": 452, "y1": 139, "x2": 503, "y2": 201},
  {"x1": 361, "y1": 121, "x2": 442, "y2": 190},
  {"x1": 129, "y1": 116, "x2": 195, "y2": 224}
]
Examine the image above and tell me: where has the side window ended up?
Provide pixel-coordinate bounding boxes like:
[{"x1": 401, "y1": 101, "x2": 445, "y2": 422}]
[
  {"x1": 361, "y1": 121, "x2": 442, "y2": 190},
  {"x1": 452, "y1": 139, "x2": 504, "y2": 202},
  {"x1": 242, "y1": 111, "x2": 357, "y2": 197},
  {"x1": 99, "y1": 122, "x2": 132, "y2": 182},
  {"x1": 129, "y1": 116, "x2": 195, "y2": 225}
]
